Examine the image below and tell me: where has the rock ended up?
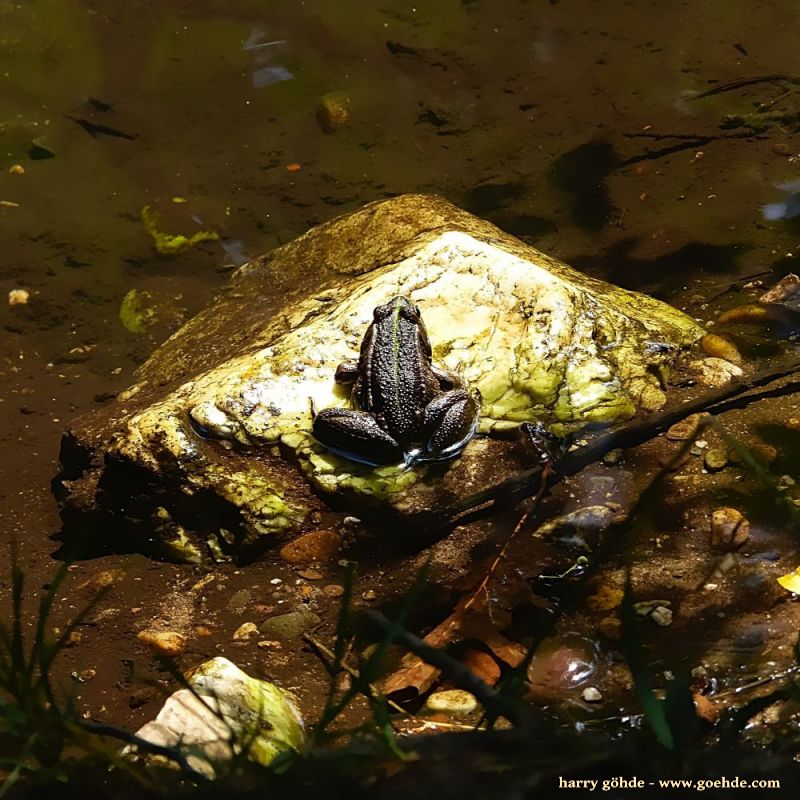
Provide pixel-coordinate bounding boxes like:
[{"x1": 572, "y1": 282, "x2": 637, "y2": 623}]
[
  {"x1": 361, "y1": 589, "x2": 377, "y2": 601},
  {"x1": 728, "y1": 443, "x2": 777, "y2": 465},
  {"x1": 126, "y1": 657, "x2": 304, "y2": 778},
  {"x1": 258, "y1": 610, "x2": 320, "y2": 642},
  {"x1": 56, "y1": 195, "x2": 703, "y2": 561},
  {"x1": 137, "y1": 630, "x2": 187, "y2": 658},
  {"x1": 704, "y1": 447, "x2": 728, "y2": 471},
  {"x1": 297, "y1": 568, "x2": 323, "y2": 580},
  {"x1": 581, "y1": 687, "x2": 602, "y2": 702},
  {"x1": 8, "y1": 288, "x2": 29, "y2": 306},
  {"x1": 701, "y1": 333, "x2": 741, "y2": 364},
  {"x1": 710, "y1": 507, "x2": 750, "y2": 550},
  {"x1": 693, "y1": 692, "x2": 721, "y2": 724},
  {"x1": 425, "y1": 689, "x2": 478, "y2": 715},
  {"x1": 462, "y1": 649, "x2": 501, "y2": 685},
  {"x1": 279, "y1": 529, "x2": 342, "y2": 564},
  {"x1": 666, "y1": 413, "x2": 704, "y2": 441},
  {"x1": 322, "y1": 584, "x2": 345, "y2": 598},
  {"x1": 232, "y1": 622, "x2": 258, "y2": 641},
  {"x1": 687, "y1": 357, "x2": 743, "y2": 388}
]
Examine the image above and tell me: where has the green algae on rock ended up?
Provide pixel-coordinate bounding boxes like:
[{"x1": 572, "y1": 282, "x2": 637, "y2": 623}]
[{"x1": 57, "y1": 195, "x2": 703, "y2": 560}]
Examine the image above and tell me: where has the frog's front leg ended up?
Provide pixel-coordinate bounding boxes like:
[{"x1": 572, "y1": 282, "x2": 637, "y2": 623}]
[
  {"x1": 420, "y1": 389, "x2": 480, "y2": 462},
  {"x1": 333, "y1": 359, "x2": 359, "y2": 384},
  {"x1": 312, "y1": 408, "x2": 404, "y2": 466}
]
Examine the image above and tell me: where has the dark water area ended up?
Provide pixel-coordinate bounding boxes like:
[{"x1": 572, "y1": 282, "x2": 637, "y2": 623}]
[{"x1": 3, "y1": 0, "x2": 800, "y2": 769}]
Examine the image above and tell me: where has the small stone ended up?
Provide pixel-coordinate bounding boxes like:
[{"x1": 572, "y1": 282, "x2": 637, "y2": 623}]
[
  {"x1": 258, "y1": 610, "x2": 320, "y2": 642},
  {"x1": 666, "y1": 413, "x2": 703, "y2": 441},
  {"x1": 462, "y1": 649, "x2": 501, "y2": 685},
  {"x1": 779, "y1": 474, "x2": 796, "y2": 487},
  {"x1": 587, "y1": 585, "x2": 624, "y2": 612},
  {"x1": 8, "y1": 164, "x2": 25, "y2": 175},
  {"x1": 194, "y1": 625, "x2": 212, "y2": 637},
  {"x1": 297, "y1": 569, "x2": 323, "y2": 580},
  {"x1": 257, "y1": 640, "x2": 283, "y2": 649},
  {"x1": 8, "y1": 288, "x2": 30, "y2": 306},
  {"x1": 603, "y1": 449, "x2": 623, "y2": 465},
  {"x1": 227, "y1": 589, "x2": 252, "y2": 614},
  {"x1": 786, "y1": 418, "x2": 800, "y2": 431},
  {"x1": 701, "y1": 333, "x2": 741, "y2": 364},
  {"x1": 651, "y1": 606, "x2": 673, "y2": 626},
  {"x1": 323, "y1": 584, "x2": 345, "y2": 598},
  {"x1": 232, "y1": 622, "x2": 259, "y2": 641},
  {"x1": 759, "y1": 273, "x2": 800, "y2": 308},
  {"x1": 316, "y1": 92, "x2": 350, "y2": 134},
  {"x1": 693, "y1": 692, "x2": 721, "y2": 724},
  {"x1": 704, "y1": 447, "x2": 728, "y2": 471},
  {"x1": 425, "y1": 689, "x2": 478, "y2": 715},
  {"x1": 710, "y1": 507, "x2": 750, "y2": 550},
  {"x1": 597, "y1": 617, "x2": 621, "y2": 640},
  {"x1": 361, "y1": 589, "x2": 377, "y2": 602},
  {"x1": 688, "y1": 358, "x2": 743, "y2": 388},
  {"x1": 71, "y1": 668, "x2": 96, "y2": 683},
  {"x1": 279, "y1": 530, "x2": 342, "y2": 565},
  {"x1": 581, "y1": 687, "x2": 602, "y2": 702},
  {"x1": 137, "y1": 630, "x2": 187, "y2": 658}
]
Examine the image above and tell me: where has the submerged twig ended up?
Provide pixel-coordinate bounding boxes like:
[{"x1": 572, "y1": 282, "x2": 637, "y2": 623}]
[
  {"x1": 690, "y1": 74, "x2": 800, "y2": 100},
  {"x1": 433, "y1": 354, "x2": 800, "y2": 528}
]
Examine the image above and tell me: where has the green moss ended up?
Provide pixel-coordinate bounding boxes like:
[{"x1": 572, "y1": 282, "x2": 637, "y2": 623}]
[{"x1": 119, "y1": 289, "x2": 156, "y2": 333}]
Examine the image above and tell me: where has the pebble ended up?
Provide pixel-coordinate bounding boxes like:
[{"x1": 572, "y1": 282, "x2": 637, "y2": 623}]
[
  {"x1": 603, "y1": 449, "x2": 623, "y2": 465},
  {"x1": 323, "y1": 584, "x2": 345, "y2": 598},
  {"x1": 582, "y1": 687, "x2": 602, "y2": 703},
  {"x1": 8, "y1": 288, "x2": 30, "y2": 306},
  {"x1": 232, "y1": 622, "x2": 259, "y2": 641},
  {"x1": 8, "y1": 164, "x2": 25, "y2": 175},
  {"x1": 666, "y1": 414, "x2": 703, "y2": 441},
  {"x1": 258, "y1": 610, "x2": 321, "y2": 642},
  {"x1": 704, "y1": 447, "x2": 728, "y2": 471},
  {"x1": 701, "y1": 333, "x2": 741, "y2": 364},
  {"x1": 137, "y1": 630, "x2": 187, "y2": 658},
  {"x1": 651, "y1": 606, "x2": 673, "y2": 626},
  {"x1": 528, "y1": 635, "x2": 598, "y2": 692},
  {"x1": 361, "y1": 589, "x2": 377, "y2": 602},
  {"x1": 687, "y1": 358, "x2": 742, "y2": 389},
  {"x1": 298, "y1": 569, "x2": 323, "y2": 580},
  {"x1": 710, "y1": 507, "x2": 750, "y2": 550},
  {"x1": 279, "y1": 529, "x2": 342, "y2": 565},
  {"x1": 227, "y1": 589, "x2": 252, "y2": 614},
  {"x1": 462, "y1": 649, "x2": 501, "y2": 685},
  {"x1": 728, "y1": 443, "x2": 777, "y2": 465},
  {"x1": 257, "y1": 640, "x2": 283, "y2": 649},
  {"x1": 71, "y1": 668, "x2": 96, "y2": 683},
  {"x1": 425, "y1": 689, "x2": 478, "y2": 715}
]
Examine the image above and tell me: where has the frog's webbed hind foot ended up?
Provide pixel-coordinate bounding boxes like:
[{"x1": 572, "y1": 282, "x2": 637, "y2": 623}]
[
  {"x1": 420, "y1": 389, "x2": 480, "y2": 462},
  {"x1": 312, "y1": 407, "x2": 404, "y2": 466}
]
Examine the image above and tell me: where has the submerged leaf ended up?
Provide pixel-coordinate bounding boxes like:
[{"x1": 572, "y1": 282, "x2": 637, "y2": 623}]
[
  {"x1": 119, "y1": 289, "x2": 156, "y2": 333},
  {"x1": 777, "y1": 567, "x2": 800, "y2": 594},
  {"x1": 141, "y1": 204, "x2": 219, "y2": 255}
]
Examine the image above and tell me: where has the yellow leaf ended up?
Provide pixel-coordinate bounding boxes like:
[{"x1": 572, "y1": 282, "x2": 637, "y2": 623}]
[{"x1": 777, "y1": 568, "x2": 800, "y2": 594}]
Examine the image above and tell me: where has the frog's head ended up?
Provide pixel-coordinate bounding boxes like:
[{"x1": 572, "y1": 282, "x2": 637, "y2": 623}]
[{"x1": 373, "y1": 295, "x2": 422, "y2": 325}]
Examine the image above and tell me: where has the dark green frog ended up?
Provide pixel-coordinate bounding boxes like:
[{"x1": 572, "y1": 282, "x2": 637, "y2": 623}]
[{"x1": 312, "y1": 296, "x2": 480, "y2": 467}]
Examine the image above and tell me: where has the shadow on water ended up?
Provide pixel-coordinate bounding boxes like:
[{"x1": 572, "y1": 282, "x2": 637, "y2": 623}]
[
  {"x1": 548, "y1": 140, "x2": 618, "y2": 232},
  {"x1": 570, "y1": 238, "x2": 749, "y2": 294},
  {"x1": 461, "y1": 182, "x2": 557, "y2": 243}
]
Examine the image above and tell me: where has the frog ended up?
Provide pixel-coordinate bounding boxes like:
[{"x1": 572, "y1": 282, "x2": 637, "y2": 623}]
[{"x1": 312, "y1": 295, "x2": 480, "y2": 467}]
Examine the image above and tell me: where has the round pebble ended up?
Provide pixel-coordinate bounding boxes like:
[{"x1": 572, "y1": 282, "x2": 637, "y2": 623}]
[
  {"x1": 279, "y1": 530, "x2": 342, "y2": 565},
  {"x1": 582, "y1": 687, "x2": 602, "y2": 702},
  {"x1": 710, "y1": 507, "x2": 750, "y2": 550},
  {"x1": 425, "y1": 689, "x2": 478, "y2": 715},
  {"x1": 232, "y1": 622, "x2": 259, "y2": 641}
]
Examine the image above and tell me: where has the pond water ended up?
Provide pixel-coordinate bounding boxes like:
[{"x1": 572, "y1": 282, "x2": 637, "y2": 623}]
[{"x1": 2, "y1": 0, "x2": 800, "y2": 750}]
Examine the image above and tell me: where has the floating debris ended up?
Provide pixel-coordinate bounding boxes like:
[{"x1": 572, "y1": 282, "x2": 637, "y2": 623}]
[
  {"x1": 141, "y1": 205, "x2": 219, "y2": 255},
  {"x1": 777, "y1": 567, "x2": 800, "y2": 594}
]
